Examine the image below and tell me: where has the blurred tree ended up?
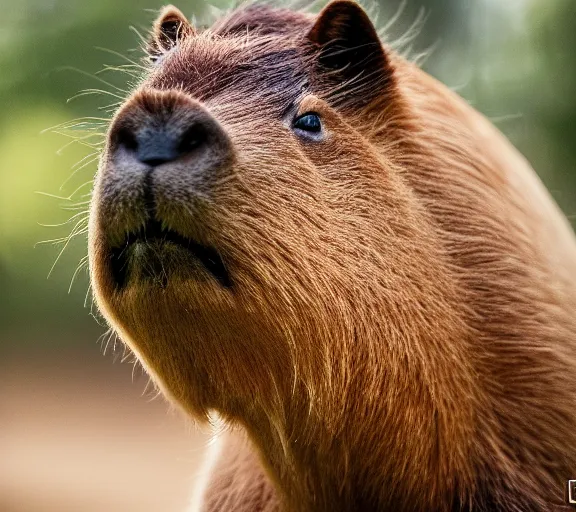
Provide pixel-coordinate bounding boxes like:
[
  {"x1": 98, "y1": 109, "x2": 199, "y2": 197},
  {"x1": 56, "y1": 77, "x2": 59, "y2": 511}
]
[
  {"x1": 380, "y1": 0, "x2": 476, "y2": 81},
  {"x1": 526, "y1": 0, "x2": 576, "y2": 213}
]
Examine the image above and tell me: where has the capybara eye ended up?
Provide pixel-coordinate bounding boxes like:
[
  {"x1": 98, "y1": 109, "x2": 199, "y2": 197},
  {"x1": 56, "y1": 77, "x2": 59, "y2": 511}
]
[{"x1": 293, "y1": 113, "x2": 322, "y2": 138}]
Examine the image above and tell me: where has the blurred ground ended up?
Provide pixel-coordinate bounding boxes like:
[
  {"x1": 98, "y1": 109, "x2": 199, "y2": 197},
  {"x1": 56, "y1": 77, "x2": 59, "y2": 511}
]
[{"x1": 1, "y1": 346, "x2": 208, "y2": 512}]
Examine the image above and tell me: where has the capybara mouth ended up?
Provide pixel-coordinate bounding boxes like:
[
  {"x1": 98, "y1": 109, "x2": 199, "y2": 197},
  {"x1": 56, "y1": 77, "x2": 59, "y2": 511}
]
[{"x1": 109, "y1": 219, "x2": 231, "y2": 289}]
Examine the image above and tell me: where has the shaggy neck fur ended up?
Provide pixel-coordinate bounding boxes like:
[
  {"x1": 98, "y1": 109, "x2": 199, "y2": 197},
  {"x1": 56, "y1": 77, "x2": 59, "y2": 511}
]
[
  {"x1": 222, "y1": 52, "x2": 576, "y2": 512},
  {"x1": 220, "y1": 104, "x2": 484, "y2": 509}
]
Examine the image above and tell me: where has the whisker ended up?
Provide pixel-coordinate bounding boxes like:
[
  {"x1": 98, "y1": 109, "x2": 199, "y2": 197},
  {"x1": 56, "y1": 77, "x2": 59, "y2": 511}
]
[
  {"x1": 36, "y1": 190, "x2": 76, "y2": 201},
  {"x1": 67, "y1": 89, "x2": 126, "y2": 103},
  {"x1": 55, "y1": 66, "x2": 129, "y2": 93},
  {"x1": 59, "y1": 156, "x2": 99, "y2": 191},
  {"x1": 392, "y1": 7, "x2": 428, "y2": 57},
  {"x1": 94, "y1": 47, "x2": 147, "y2": 69},
  {"x1": 381, "y1": 0, "x2": 408, "y2": 36},
  {"x1": 46, "y1": 221, "x2": 89, "y2": 278},
  {"x1": 67, "y1": 181, "x2": 95, "y2": 199},
  {"x1": 53, "y1": 136, "x2": 103, "y2": 153},
  {"x1": 61, "y1": 204, "x2": 91, "y2": 212},
  {"x1": 129, "y1": 25, "x2": 151, "y2": 48},
  {"x1": 102, "y1": 329, "x2": 117, "y2": 356},
  {"x1": 36, "y1": 236, "x2": 71, "y2": 246},
  {"x1": 97, "y1": 65, "x2": 143, "y2": 80},
  {"x1": 38, "y1": 211, "x2": 89, "y2": 228},
  {"x1": 69, "y1": 255, "x2": 89, "y2": 293},
  {"x1": 72, "y1": 151, "x2": 100, "y2": 171},
  {"x1": 100, "y1": 101, "x2": 123, "y2": 113},
  {"x1": 41, "y1": 117, "x2": 110, "y2": 134},
  {"x1": 85, "y1": 284, "x2": 94, "y2": 310}
]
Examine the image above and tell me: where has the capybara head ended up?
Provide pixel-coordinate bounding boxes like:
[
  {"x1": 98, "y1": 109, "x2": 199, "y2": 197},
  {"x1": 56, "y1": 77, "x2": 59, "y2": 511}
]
[{"x1": 88, "y1": 2, "x2": 576, "y2": 511}]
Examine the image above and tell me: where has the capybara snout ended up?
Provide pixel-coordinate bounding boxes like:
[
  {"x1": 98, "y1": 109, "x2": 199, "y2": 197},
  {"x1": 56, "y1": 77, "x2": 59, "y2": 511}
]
[
  {"x1": 104, "y1": 89, "x2": 234, "y2": 221},
  {"x1": 95, "y1": 89, "x2": 236, "y2": 288},
  {"x1": 108, "y1": 89, "x2": 233, "y2": 170}
]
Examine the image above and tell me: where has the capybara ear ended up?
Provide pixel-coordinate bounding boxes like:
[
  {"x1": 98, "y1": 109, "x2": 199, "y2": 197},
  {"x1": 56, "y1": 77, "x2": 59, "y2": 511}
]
[
  {"x1": 148, "y1": 5, "x2": 194, "y2": 62},
  {"x1": 307, "y1": 0, "x2": 389, "y2": 76}
]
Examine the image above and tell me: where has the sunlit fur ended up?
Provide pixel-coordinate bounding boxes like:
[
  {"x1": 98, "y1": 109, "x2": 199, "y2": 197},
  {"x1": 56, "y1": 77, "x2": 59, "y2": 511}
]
[{"x1": 88, "y1": 2, "x2": 576, "y2": 511}]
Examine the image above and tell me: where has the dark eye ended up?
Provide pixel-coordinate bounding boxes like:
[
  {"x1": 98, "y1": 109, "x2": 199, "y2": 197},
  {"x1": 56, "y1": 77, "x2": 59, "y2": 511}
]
[{"x1": 293, "y1": 113, "x2": 322, "y2": 136}]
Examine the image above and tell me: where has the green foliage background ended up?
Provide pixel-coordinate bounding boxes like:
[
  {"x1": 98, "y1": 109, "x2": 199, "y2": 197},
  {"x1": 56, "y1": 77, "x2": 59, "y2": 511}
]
[{"x1": 1, "y1": 0, "x2": 575, "y2": 352}]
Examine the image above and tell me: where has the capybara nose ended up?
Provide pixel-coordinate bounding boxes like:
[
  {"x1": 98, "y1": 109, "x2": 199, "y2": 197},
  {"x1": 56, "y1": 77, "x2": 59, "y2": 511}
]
[
  {"x1": 114, "y1": 114, "x2": 208, "y2": 167},
  {"x1": 108, "y1": 90, "x2": 232, "y2": 169},
  {"x1": 120, "y1": 124, "x2": 206, "y2": 167}
]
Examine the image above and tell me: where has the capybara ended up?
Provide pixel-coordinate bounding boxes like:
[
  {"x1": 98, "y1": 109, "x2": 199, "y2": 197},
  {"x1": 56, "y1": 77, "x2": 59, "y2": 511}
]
[{"x1": 88, "y1": 2, "x2": 576, "y2": 510}]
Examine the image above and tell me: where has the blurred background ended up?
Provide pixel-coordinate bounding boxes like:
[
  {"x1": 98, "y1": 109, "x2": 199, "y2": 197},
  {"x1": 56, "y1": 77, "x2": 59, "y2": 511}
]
[{"x1": 1, "y1": 0, "x2": 575, "y2": 510}]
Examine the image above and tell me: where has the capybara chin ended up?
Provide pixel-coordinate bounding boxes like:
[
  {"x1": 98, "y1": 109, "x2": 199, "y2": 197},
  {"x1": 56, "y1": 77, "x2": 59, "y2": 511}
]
[{"x1": 87, "y1": 1, "x2": 576, "y2": 510}]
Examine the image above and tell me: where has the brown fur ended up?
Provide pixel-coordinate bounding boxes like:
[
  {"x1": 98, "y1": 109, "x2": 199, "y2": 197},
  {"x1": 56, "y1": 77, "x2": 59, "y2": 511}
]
[{"x1": 88, "y1": 2, "x2": 576, "y2": 510}]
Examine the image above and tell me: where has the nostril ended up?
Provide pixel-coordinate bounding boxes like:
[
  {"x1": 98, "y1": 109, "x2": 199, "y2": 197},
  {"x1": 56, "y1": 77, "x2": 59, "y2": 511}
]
[
  {"x1": 178, "y1": 124, "x2": 207, "y2": 154},
  {"x1": 116, "y1": 127, "x2": 139, "y2": 152},
  {"x1": 141, "y1": 158, "x2": 169, "y2": 167},
  {"x1": 111, "y1": 119, "x2": 212, "y2": 168}
]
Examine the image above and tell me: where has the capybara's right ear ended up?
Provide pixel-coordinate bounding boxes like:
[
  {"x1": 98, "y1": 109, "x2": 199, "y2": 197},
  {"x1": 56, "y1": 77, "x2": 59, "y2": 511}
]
[
  {"x1": 306, "y1": 1, "x2": 391, "y2": 82},
  {"x1": 148, "y1": 5, "x2": 194, "y2": 62}
]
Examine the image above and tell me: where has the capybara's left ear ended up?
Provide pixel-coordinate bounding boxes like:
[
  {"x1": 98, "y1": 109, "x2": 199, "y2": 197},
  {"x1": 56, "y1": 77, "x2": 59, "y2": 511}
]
[
  {"x1": 307, "y1": 1, "x2": 389, "y2": 76},
  {"x1": 148, "y1": 5, "x2": 194, "y2": 62}
]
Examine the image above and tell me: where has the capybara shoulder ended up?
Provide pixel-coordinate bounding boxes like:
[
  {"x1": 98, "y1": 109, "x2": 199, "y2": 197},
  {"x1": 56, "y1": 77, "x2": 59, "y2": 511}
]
[{"x1": 88, "y1": 2, "x2": 576, "y2": 510}]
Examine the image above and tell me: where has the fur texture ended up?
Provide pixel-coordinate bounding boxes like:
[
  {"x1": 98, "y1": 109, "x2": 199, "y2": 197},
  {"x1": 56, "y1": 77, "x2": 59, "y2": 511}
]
[{"x1": 88, "y1": 2, "x2": 576, "y2": 511}]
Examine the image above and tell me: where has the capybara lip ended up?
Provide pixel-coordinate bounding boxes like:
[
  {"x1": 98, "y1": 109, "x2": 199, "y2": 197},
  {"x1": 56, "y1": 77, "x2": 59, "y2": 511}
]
[{"x1": 109, "y1": 219, "x2": 231, "y2": 289}]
